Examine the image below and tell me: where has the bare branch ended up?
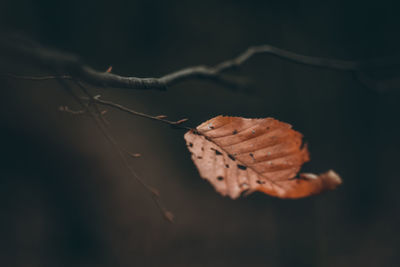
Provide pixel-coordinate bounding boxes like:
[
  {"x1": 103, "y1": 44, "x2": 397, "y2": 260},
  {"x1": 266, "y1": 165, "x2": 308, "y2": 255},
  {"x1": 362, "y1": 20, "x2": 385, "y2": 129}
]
[
  {"x1": 3, "y1": 37, "x2": 399, "y2": 92},
  {"x1": 215, "y1": 45, "x2": 359, "y2": 71},
  {"x1": 57, "y1": 79, "x2": 174, "y2": 222},
  {"x1": 83, "y1": 95, "x2": 192, "y2": 131}
]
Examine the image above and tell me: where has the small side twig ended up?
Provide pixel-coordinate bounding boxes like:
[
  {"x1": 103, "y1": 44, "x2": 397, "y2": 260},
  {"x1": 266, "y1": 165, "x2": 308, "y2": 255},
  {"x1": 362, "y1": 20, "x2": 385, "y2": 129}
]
[
  {"x1": 59, "y1": 105, "x2": 85, "y2": 115},
  {"x1": 82, "y1": 95, "x2": 192, "y2": 131}
]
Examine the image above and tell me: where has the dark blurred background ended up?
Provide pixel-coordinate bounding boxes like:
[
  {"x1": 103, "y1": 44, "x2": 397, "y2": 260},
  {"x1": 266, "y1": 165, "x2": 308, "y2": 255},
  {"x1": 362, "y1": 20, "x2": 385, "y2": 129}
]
[{"x1": 1, "y1": 0, "x2": 400, "y2": 266}]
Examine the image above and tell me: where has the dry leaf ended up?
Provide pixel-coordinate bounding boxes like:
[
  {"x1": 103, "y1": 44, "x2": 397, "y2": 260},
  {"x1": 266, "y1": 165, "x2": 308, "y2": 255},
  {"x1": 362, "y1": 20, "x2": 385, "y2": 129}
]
[{"x1": 184, "y1": 116, "x2": 342, "y2": 199}]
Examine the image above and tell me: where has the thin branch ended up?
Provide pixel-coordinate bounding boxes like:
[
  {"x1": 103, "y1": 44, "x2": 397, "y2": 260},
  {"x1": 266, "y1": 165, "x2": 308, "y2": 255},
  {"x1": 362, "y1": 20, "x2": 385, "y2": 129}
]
[
  {"x1": 1, "y1": 73, "x2": 72, "y2": 80},
  {"x1": 75, "y1": 81, "x2": 110, "y2": 125},
  {"x1": 59, "y1": 79, "x2": 174, "y2": 222},
  {"x1": 59, "y1": 105, "x2": 85, "y2": 115},
  {"x1": 2, "y1": 37, "x2": 399, "y2": 91},
  {"x1": 215, "y1": 45, "x2": 360, "y2": 72},
  {"x1": 2, "y1": 34, "x2": 177, "y2": 221},
  {"x1": 82, "y1": 95, "x2": 192, "y2": 131}
]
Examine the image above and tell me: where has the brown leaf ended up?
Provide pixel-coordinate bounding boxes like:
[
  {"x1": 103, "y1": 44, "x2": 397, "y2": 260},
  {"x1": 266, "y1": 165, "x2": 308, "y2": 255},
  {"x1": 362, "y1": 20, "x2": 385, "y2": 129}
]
[{"x1": 184, "y1": 116, "x2": 342, "y2": 199}]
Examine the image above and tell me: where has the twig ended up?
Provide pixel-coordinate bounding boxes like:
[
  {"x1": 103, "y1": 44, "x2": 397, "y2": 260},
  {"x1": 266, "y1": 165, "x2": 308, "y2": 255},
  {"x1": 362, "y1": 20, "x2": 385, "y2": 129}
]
[
  {"x1": 1, "y1": 33, "x2": 177, "y2": 221},
  {"x1": 82, "y1": 95, "x2": 192, "y2": 131},
  {"x1": 58, "y1": 79, "x2": 174, "y2": 222},
  {"x1": 2, "y1": 37, "x2": 399, "y2": 91},
  {"x1": 75, "y1": 81, "x2": 110, "y2": 125},
  {"x1": 2, "y1": 74, "x2": 72, "y2": 80},
  {"x1": 59, "y1": 105, "x2": 85, "y2": 115}
]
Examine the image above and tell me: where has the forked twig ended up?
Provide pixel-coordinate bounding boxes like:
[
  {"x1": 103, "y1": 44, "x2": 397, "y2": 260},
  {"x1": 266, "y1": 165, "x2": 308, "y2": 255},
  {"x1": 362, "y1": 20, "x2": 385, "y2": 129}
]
[{"x1": 58, "y1": 79, "x2": 174, "y2": 222}]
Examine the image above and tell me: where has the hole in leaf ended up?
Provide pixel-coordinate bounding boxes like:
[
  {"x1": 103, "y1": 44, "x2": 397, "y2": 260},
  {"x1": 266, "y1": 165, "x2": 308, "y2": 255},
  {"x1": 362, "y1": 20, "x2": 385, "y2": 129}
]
[
  {"x1": 217, "y1": 176, "x2": 224, "y2": 181},
  {"x1": 237, "y1": 164, "x2": 247, "y2": 170}
]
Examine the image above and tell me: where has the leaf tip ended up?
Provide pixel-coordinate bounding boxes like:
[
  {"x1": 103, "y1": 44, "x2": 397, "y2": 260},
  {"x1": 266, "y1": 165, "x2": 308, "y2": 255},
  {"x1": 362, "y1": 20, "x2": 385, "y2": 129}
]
[{"x1": 322, "y1": 169, "x2": 343, "y2": 188}]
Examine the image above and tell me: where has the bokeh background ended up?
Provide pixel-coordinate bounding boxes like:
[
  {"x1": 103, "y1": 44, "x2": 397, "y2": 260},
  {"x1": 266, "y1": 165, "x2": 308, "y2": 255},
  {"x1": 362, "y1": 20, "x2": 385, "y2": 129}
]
[{"x1": 1, "y1": 1, "x2": 400, "y2": 266}]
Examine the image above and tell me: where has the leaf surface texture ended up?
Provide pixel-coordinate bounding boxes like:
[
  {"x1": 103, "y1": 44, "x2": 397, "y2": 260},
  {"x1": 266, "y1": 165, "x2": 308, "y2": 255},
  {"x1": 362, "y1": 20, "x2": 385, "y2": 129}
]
[{"x1": 184, "y1": 116, "x2": 342, "y2": 199}]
